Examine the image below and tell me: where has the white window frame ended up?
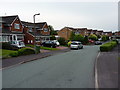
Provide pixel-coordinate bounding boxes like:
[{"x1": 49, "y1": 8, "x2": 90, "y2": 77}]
[
  {"x1": 44, "y1": 28, "x2": 48, "y2": 32},
  {"x1": 14, "y1": 23, "x2": 20, "y2": 29}
]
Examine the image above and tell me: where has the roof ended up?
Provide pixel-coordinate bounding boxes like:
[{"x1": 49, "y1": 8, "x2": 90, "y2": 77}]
[
  {"x1": 1, "y1": 28, "x2": 23, "y2": 34},
  {"x1": 29, "y1": 32, "x2": 50, "y2": 37},
  {"x1": 0, "y1": 15, "x2": 18, "y2": 24},
  {"x1": 22, "y1": 21, "x2": 46, "y2": 29}
]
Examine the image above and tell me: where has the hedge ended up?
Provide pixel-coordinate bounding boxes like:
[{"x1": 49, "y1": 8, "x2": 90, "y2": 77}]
[
  {"x1": 2, "y1": 42, "x2": 19, "y2": 50},
  {"x1": 18, "y1": 48, "x2": 35, "y2": 56},
  {"x1": 100, "y1": 41, "x2": 117, "y2": 52}
]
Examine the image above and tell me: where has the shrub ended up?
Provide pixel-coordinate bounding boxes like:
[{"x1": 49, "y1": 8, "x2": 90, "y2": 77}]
[
  {"x1": 50, "y1": 35, "x2": 56, "y2": 40},
  {"x1": 100, "y1": 41, "x2": 117, "y2": 52},
  {"x1": 83, "y1": 36, "x2": 89, "y2": 44},
  {"x1": 73, "y1": 34, "x2": 84, "y2": 43},
  {"x1": 89, "y1": 34, "x2": 98, "y2": 41},
  {"x1": 58, "y1": 37, "x2": 67, "y2": 45},
  {"x1": 26, "y1": 44, "x2": 34, "y2": 48},
  {"x1": 2, "y1": 42, "x2": 19, "y2": 50},
  {"x1": 36, "y1": 46, "x2": 40, "y2": 54},
  {"x1": 67, "y1": 41, "x2": 72, "y2": 47},
  {"x1": 9, "y1": 52, "x2": 19, "y2": 57},
  {"x1": 18, "y1": 48, "x2": 35, "y2": 56}
]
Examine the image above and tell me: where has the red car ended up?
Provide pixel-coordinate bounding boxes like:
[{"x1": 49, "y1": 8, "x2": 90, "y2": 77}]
[{"x1": 89, "y1": 40, "x2": 95, "y2": 43}]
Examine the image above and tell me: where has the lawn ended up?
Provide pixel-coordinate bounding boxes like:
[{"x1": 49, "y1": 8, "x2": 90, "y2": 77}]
[
  {"x1": 1, "y1": 49, "x2": 17, "y2": 59},
  {"x1": 40, "y1": 46, "x2": 59, "y2": 50},
  {"x1": 26, "y1": 44, "x2": 59, "y2": 50}
]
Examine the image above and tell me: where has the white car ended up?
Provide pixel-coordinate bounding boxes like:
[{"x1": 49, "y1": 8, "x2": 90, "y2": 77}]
[
  {"x1": 70, "y1": 41, "x2": 83, "y2": 50},
  {"x1": 10, "y1": 40, "x2": 25, "y2": 48},
  {"x1": 52, "y1": 40, "x2": 60, "y2": 46}
]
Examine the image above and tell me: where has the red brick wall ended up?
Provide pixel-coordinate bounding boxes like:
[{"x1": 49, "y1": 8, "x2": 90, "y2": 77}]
[
  {"x1": 11, "y1": 17, "x2": 23, "y2": 32},
  {"x1": 40, "y1": 23, "x2": 50, "y2": 35},
  {"x1": 23, "y1": 27, "x2": 35, "y2": 45}
]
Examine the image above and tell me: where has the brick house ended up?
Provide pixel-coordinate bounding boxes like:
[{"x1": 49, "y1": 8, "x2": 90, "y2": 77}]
[
  {"x1": 22, "y1": 21, "x2": 50, "y2": 45},
  {"x1": 115, "y1": 31, "x2": 120, "y2": 36},
  {"x1": 58, "y1": 27, "x2": 73, "y2": 40},
  {"x1": 103, "y1": 31, "x2": 113, "y2": 37},
  {"x1": 87, "y1": 29, "x2": 92, "y2": 35},
  {"x1": 91, "y1": 30, "x2": 97, "y2": 35},
  {"x1": 58, "y1": 27, "x2": 88, "y2": 40},
  {"x1": 96, "y1": 30, "x2": 103, "y2": 35},
  {"x1": 72, "y1": 28, "x2": 87, "y2": 36},
  {"x1": 0, "y1": 15, "x2": 24, "y2": 42}
]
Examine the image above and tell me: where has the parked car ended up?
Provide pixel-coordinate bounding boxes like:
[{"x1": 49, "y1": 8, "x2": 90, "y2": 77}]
[
  {"x1": 95, "y1": 41, "x2": 102, "y2": 45},
  {"x1": 51, "y1": 40, "x2": 60, "y2": 46},
  {"x1": 41, "y1": 41, "x2": 57, "y2": 48},
  {"x1": 10, "y1": 40, "x2": 25, "y2": 48},
  {"x1": 70, "y1": 41, "x2": 83, "y2": 50}
]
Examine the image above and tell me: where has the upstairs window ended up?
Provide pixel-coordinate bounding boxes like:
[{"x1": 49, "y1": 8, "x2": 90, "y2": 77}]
[
  {"x1": 28, "y1": 28, "x2": 33, "y2": 32},
  {"x1": 14, "y1": 23, "x2": 20, "y2": 29},
  {"x1": 44, "y1": 28, "x2": 48, "y2": 32}
]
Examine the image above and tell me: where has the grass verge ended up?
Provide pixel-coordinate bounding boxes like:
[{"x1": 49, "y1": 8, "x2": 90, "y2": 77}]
[{"x1": 1, "y1": 49, "x2": 18, "y2": 59}]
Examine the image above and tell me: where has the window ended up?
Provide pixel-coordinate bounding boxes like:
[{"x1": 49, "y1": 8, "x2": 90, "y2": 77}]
[
  {"x1": 2, "y1": 36, "x2": 8, "y2": 42},
  {"x1": 35, "y1": 38, "x2": 40, "y2": 41},
  {"x1": 14, "y1": 23, "x2": 20, "y2": 29},
  {"x1": 29, "y1": 28, "x2": 33, "y2": 32},
  {"x1": 31, "y1": 40, "x2": 33, "y2": 43},
  {"x1": 28, "y1": 40, "x2": 30, "y2": 43},
  {"x1": 0, "y1": 23, "x2": 2, "y2": 30},
  {"x1": 0, "y1": 36, "x2": 2, "y2": 42},
  {"x1": 44, "y1": 28, "x2": 48, "y2": 32}
]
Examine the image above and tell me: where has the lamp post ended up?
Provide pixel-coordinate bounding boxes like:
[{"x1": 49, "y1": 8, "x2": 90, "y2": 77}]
[{"x1": 33, "y1": 13, "x2": 40, "y2": 54}]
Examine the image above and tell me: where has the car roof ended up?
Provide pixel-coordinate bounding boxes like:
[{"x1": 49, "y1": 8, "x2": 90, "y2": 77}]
[{"x1": 71, "y1": 41, "x2": 81, "y2": 43}]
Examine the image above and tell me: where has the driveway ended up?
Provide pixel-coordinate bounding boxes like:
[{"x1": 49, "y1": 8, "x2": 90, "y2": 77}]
[{"x1": 2, "y1": 45, "x2": 100, "y2": 88}]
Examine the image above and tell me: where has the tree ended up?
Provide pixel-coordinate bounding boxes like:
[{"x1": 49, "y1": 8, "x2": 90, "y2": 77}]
[
  {"x1": 50, "y1": 35, "x2": 56, "y2": 40},
  {"x1": 69, "y1": 31, "x2": 75, "y2": 41},
  {"x1": 89, "y1": 34, "x2": 98, "y2": 41},
  {"x1": 83, "y1": 36, "x2": 89, "y2": 44},
  {"x1": 73, "y1": 34, "x2": 84, "y2": 42},
  {"x1": 58, "y1": 37, "x2": 66, "y2": 45},
  {"x1": 48, "y1": 25, "x2": 58, "y2": 35},
  {"x1": 101, "y1": 35, "x2": 109, "y2": 41}
]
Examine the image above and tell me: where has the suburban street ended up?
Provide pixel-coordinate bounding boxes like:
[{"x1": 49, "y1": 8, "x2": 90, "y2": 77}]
[{"x1": 2, "y1": 45, "x2": 100, "y2": 88}]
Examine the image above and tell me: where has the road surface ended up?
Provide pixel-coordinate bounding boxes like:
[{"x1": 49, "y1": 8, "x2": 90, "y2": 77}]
[{"x1": 2, "y1": 45, "x2": 99, "y2": 88}]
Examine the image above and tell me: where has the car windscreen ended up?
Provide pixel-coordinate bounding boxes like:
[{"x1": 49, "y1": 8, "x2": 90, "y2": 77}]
[{"x1": 71, "y1": 43, "x2": 78, "y2": 45}]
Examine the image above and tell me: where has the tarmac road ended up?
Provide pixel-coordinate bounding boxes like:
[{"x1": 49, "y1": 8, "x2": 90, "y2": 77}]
[{"x1": 2, "y1": 45, "x2": 100, "y2": 88}]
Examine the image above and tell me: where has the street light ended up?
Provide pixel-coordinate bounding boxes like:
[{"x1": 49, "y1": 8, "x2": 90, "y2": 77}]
[{"x1": 33, "y1": 13, "x2": 40, "y2": 54}]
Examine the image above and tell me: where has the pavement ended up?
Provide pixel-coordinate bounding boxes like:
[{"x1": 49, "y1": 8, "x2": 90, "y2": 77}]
[
  {"x1": 2, "y1": 47, "x2": 70, "y2": 69},
  {"x1": 2, "y1": 45, "x2": 99, "y2": 88},
  {"x1": 97, "y1": 44, "x2": 119, "y2": 88}
]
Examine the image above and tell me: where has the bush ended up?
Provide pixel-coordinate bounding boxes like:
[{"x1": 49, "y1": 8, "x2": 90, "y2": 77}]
[
  {"x1": 101, "y1": 35, "x2": 109, "y2": 41},
  {"x1": 67, "y1": 41, "x2": 72, "y2": 47},
  {"x1": 26, "y1": 44, "x2": 34, "y2": 48},
  {"x1": 58, "y1": 37, "x2": 67, "y2": 45},
  {"x1": 50, "y1": 35, "x2": 56, "y2": 40},
  {"x1": 18, "y1": 48, "x2": 35, "y2": 56},
  {"x1": 83, "y1": 36, "x2": 89, "y2": 44},
  {"x1": 36, "y1": 46, "x2": 40, "y2": 54},
  {"x1": 73, "y1": 34, "x2": 84, "y2": 43},
  {"x1": 2, "y1": 42, "x2": 19, "y2": 50},
  {"x1": 100, "y1": 41, "x2": 117, "y2": 52},
  {"x1": 89, "y1": 34, "x2": 98, "y2": 41},
  {"x1": 9, "y1": 52, "x2": 19, "y2": 57}
]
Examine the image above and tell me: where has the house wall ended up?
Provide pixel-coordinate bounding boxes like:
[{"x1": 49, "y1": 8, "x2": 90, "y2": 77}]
[
  {"x1": 40, "y1": 23, "x2": 50, "y2": 35},
  {"x1": 11, "y1": 17, "x2": 23, "y2": 32},
  {"x1": 58, "y1": 27, "x2": 72, "y2": 40},
  {"x1": 23, "y1": 27, "x2": 35, "y2": 45}
]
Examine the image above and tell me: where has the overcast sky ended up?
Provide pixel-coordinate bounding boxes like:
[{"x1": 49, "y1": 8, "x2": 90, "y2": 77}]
[{"x1": 0, "y1": 0, "x2": 119, "y2": 32}]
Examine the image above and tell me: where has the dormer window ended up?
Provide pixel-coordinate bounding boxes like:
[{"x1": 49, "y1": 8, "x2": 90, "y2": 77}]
[
  {"x1": 14, "y1": 23, "x2": 20, "y2": 29},
  {"x1": 44, "y1": 28, "x2": 48, "y2": 32},
  {"x1": 29, "y1": 28, "x2": 33, "y2": 32}
]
